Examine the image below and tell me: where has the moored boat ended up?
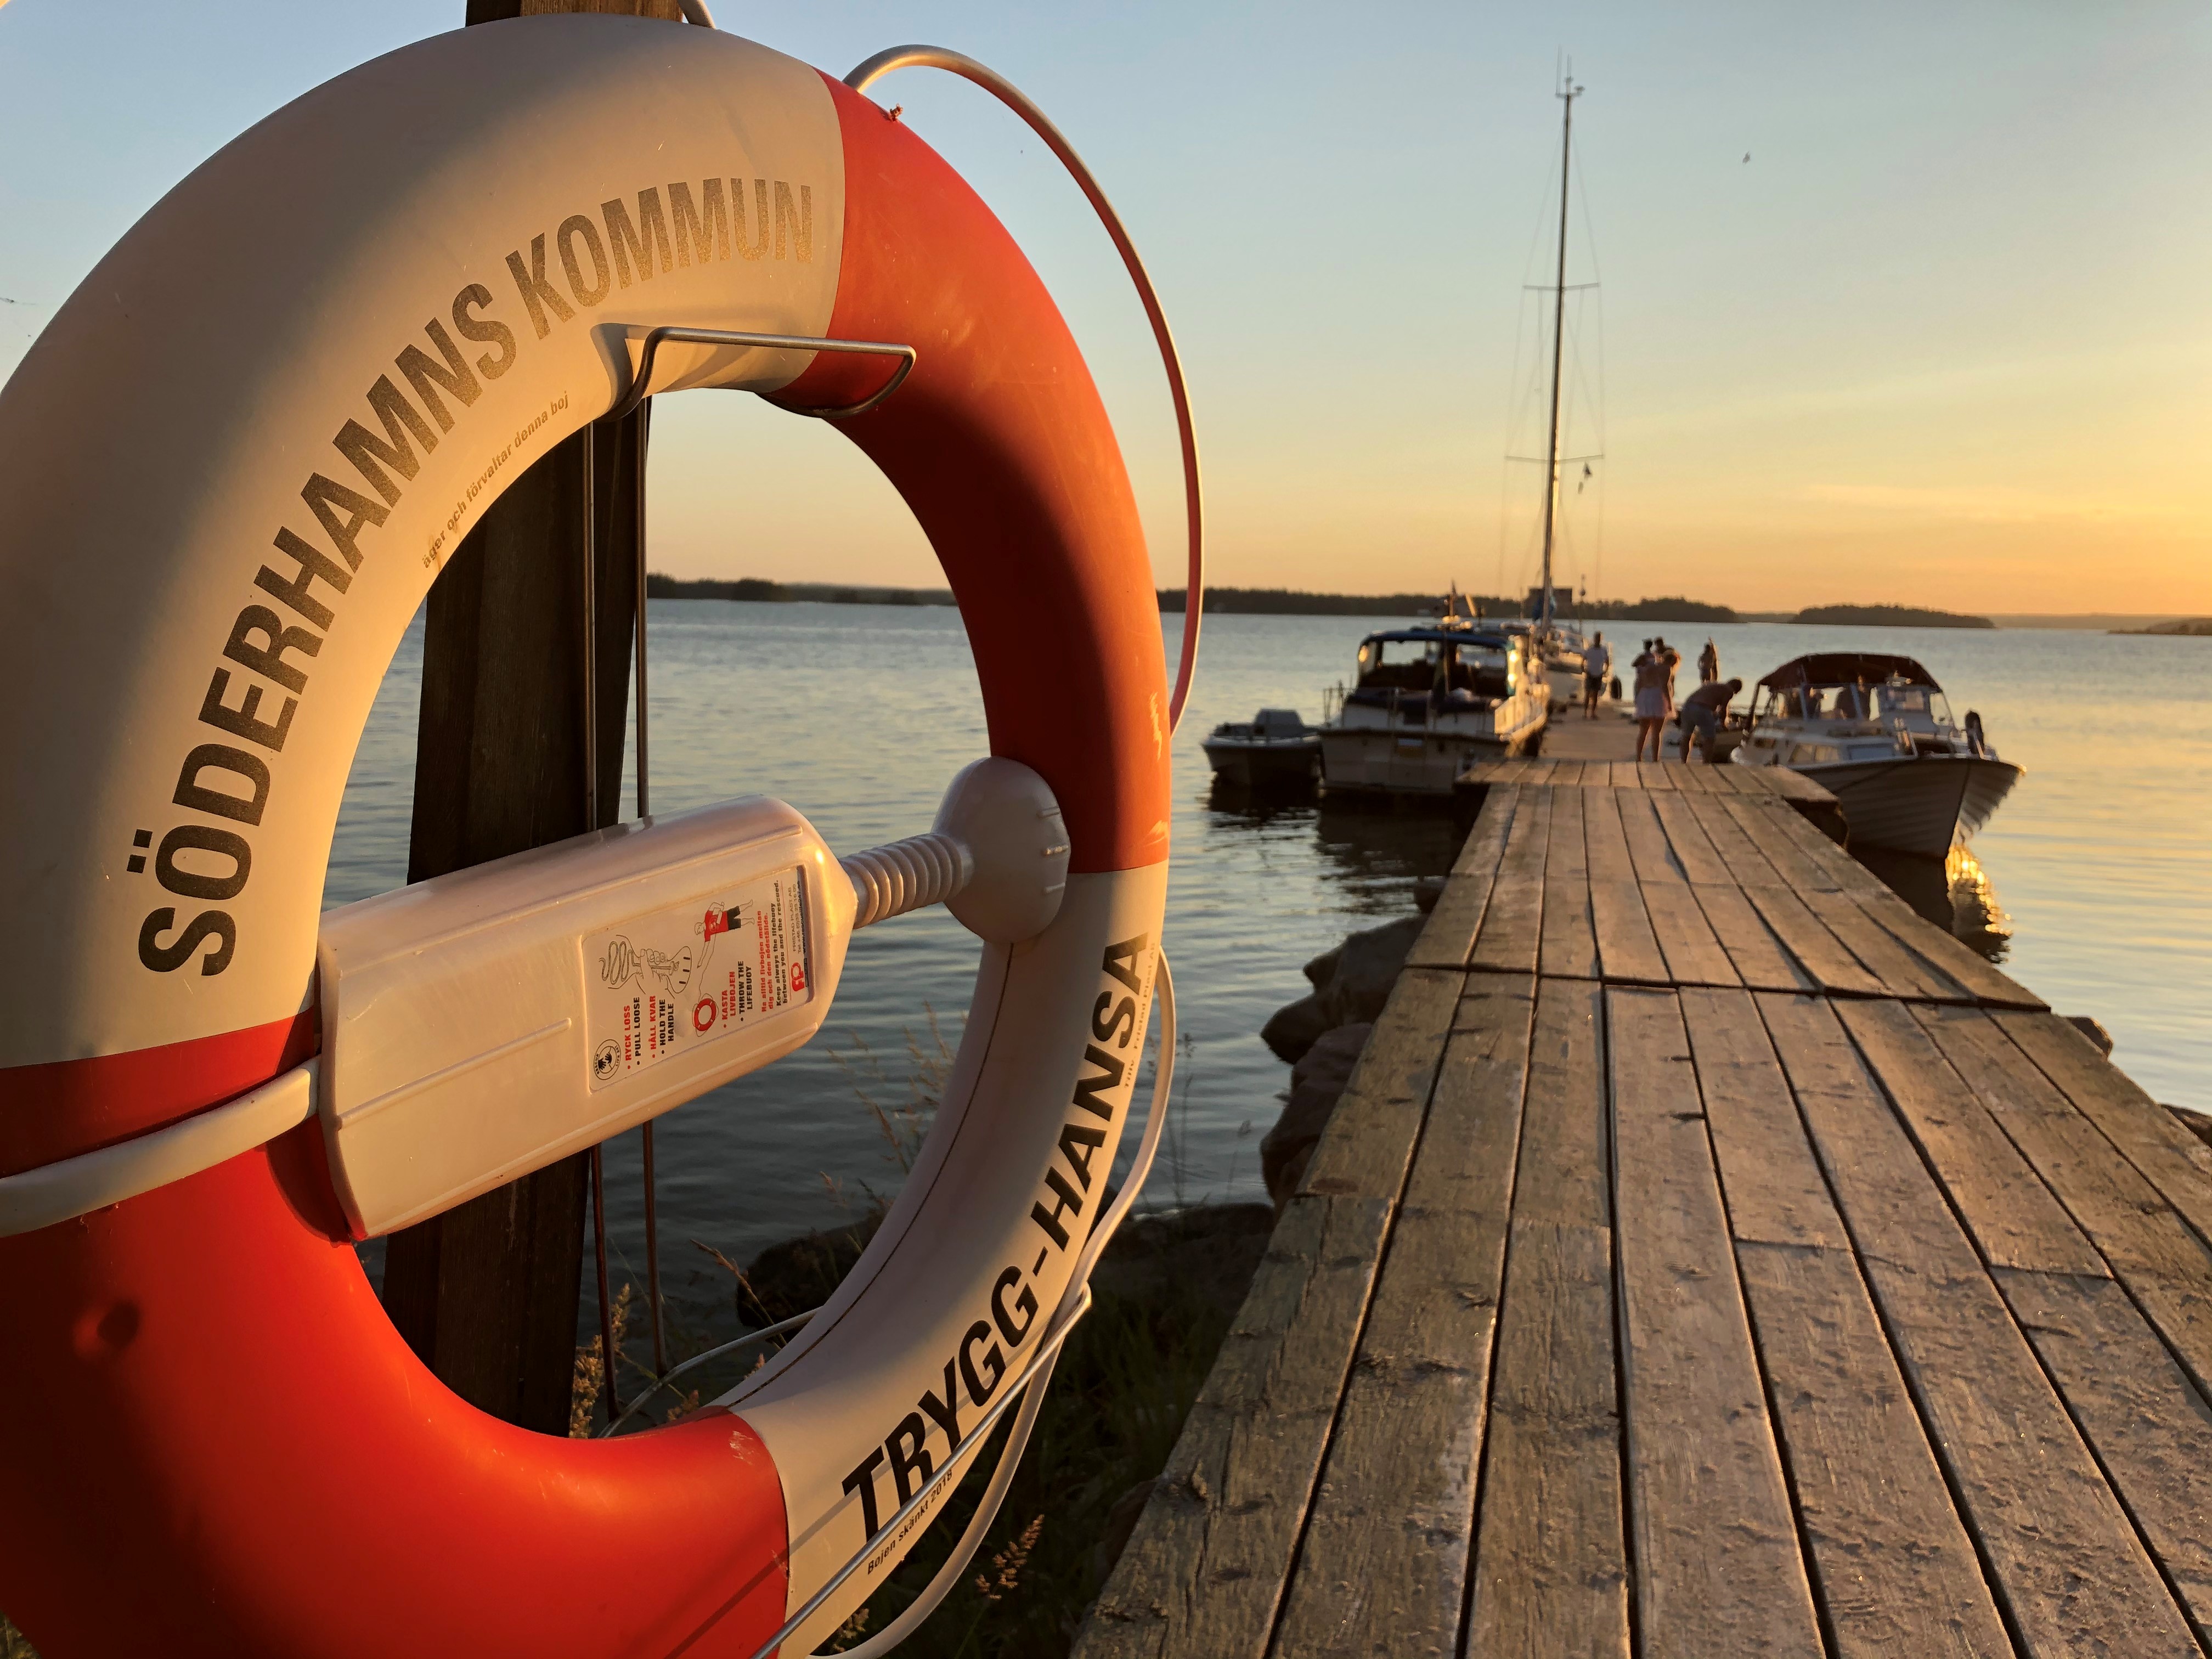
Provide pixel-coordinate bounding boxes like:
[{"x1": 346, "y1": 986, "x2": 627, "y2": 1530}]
[
  {"x1": 1319, "y1": 622, "x2": 1548, "y2": 796},
  {"x1": 1203, "y1": 708, "x2": 1321, "y2": 791},
  {"x1": 1730, "y1": 652, "x2": 2021, "y2": 856}
]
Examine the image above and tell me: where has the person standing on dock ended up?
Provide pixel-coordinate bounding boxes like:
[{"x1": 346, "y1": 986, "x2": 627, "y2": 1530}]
[
  {"x1": 1632, "y1": 640, "x2": 1670, "y2": 760},
  {"x1": 1582, "y1": 632, "x2": 1611, "y2": 719},
  {"x1": 1699, "y1": 637, "x2": 1720, "y2": 686},
  {"x1": 1677, "y1": 676, "x2": 1742, "y2": 762}
]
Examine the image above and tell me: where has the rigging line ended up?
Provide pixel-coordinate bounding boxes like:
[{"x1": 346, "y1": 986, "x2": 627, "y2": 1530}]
[
  {"x1": 629, "y1": 405, "x2": 667, "y2": 1383},
  {"x1": 1497, "y1": 300, "x2": 1533, "y2": 590},
  {"x1": 581, "y1": 419, "x2": 622, "y2": 1425},
  {"x1": 1559, "y1": 133, "x2": 1609, "y2": 601},
  {"x1": 1565, "y1": 291, "x2": 1604, "y2": 462},
  {"x1": 1571, "y1": 129, "x2": 1606, "y2": 286},
  {"x1": 1516, "y1": 143, "x2": 1562, "y2": 289}
]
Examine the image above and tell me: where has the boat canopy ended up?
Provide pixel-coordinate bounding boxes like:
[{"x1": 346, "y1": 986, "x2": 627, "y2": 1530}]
[
  {"x1": 1757, "y1": 652, "x2": 1940, "y2": 692},
  {"x1": 1361, "y1": 629, "x2": 1515, "y2": 651}
]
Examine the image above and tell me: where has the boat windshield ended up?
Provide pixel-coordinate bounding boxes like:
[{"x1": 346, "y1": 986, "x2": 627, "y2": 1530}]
[
  {"x1": 1870, "y1": 682, "x2": 1954, "y2": 731},
  {"x1": 1357, "y1": 638, "x2": 1446, "y2": 685},
  {"x1": 1355, "y1": 636, "x2": 1515, "y2": 696},
  {"x1": 1760, "y1": 678, "x2": 1955, "y2": 729}
]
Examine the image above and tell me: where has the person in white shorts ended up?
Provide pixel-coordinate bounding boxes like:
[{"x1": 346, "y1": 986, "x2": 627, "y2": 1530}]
[{"x1": 1632, "y1": 640, "x2": 1671, "y2": 760}]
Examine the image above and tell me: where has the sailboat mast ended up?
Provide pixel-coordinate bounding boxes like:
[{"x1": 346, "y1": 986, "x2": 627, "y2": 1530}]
[{"x1": 1538, "y1": 75, "x2": 1578, "y2": 637}]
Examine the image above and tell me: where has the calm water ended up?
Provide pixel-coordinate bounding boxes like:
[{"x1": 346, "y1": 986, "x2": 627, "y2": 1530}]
[{"x1": 330, "y1": 607, "x2": 2210, "y2": 1331}]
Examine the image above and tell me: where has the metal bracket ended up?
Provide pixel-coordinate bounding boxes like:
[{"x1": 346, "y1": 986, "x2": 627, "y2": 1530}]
[{"x1": 606, "y1": 326, "x2": 918, "y2": 424}]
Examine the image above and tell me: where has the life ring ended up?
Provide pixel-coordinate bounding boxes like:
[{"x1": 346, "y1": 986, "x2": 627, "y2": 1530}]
[{"x1": 0, "y1": 18, "x2": 1182, "y2": 1657}]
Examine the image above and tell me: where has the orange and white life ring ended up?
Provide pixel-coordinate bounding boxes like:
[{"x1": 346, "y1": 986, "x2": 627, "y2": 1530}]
[{"x1": 0, "y1": 17, "x2": 1196, "y2": 1656}]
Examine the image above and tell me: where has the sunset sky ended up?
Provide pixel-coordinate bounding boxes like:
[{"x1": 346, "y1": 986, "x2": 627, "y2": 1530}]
[{"x1": 2, "y1": 1, "x2": 2205, "y2": 613}]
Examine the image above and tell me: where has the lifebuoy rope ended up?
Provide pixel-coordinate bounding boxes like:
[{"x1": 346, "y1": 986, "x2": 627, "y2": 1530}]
[
  {"x1": 746, "y1": 949, "x2": 1176, "y2": 1659},
  {"x1": 843, "y1": 46, "x2": 1206, "y2": 735}
]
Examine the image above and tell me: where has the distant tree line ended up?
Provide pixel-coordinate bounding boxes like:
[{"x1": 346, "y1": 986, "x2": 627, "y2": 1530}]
[
  {"x1": 1789, "y1": 603, "x2": 1993, "y2": 629},
  {"x1": 2115, "y1": 616, "x2": 2212, "y2": 636},
  {"x1": 645, "y1": 574, "x2": 953, "y2": 606},
  {"x1": 645, "y1": 576, "x2": 1996, "y2": 632},
  {"x1": 1574, "y1": 595, "x2": 1741, "y2": 623},
  {"x1": 1155, "y1": 587, "x2": 1517, "y2": 616},
  {"x1": 1158, "y1": 588, "x2": 1743, "y2": 623}
]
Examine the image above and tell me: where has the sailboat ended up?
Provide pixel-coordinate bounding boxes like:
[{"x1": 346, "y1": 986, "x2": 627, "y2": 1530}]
[{"x1": 1503, "y1": 72, "x2": 1602, "y2": 713}]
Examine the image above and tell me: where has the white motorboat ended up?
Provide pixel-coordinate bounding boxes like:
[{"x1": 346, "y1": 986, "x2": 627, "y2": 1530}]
[
  {"x1": 1203, "y1": 708, "x2": 1321, "y2": 791},
  {"x1": 1729, "y1": 652, "x2": 2021, "y2": 857},
  {"x1": 1319, "y1": 622, "x2": 1549, "y2": 796}
]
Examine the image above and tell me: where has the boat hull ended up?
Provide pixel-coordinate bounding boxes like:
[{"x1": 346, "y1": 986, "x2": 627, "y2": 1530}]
[
  {"x1": 1319, "y1": 706, "x2": 1548, "y2": 796},
  {"x1": 1779, "y1": 756, "x2": 2021, "y2": 857},
  {"x1": 1543, "y1": 662, "x2": 1588, "y2": 711},
  {"x1": 1203, "y1": 737, "x2": 1319, "y2": 791}
]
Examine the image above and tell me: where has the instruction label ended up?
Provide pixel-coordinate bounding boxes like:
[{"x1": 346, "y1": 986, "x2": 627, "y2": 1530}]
[{"x1": 583, "y1": 867, "x2": 813, "y2": 1090}]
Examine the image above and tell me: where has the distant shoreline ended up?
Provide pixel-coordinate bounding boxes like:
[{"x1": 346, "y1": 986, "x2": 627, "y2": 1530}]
[
  {"x1": 2112, "y1": 617, "x2": 2212, "y2": 637},
  {"x1": 642, "y1": 576, "x2": 2188, "y2": 633}
]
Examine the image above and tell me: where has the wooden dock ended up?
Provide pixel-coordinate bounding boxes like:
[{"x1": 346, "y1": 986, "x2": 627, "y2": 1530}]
[{"x1": 1075, "y1": 763, "x2": 2212, "y2": 1658}]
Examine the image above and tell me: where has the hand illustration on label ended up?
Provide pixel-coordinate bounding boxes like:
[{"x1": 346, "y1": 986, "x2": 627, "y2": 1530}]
[{"x1": 599, "y1": 935, "x2": 695, "y2": 998}]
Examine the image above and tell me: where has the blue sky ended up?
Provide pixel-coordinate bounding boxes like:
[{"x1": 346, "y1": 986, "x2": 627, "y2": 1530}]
[{"x1": 2, "y1": 1, "x2": 2206, "y2": 610}]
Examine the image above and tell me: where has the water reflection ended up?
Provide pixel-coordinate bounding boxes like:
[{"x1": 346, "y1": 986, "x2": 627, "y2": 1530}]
[
  {"x1": 1201, "y1": 780, "x2": 1460, "y2": 909},
  {"x1": 1853, "y1": 845, "x2": 2013, "y2": 963},
  {"x1": 1202, "y1": 775, "x2": 1318, "y2": 825},
  {"x1": 1311, "y1": 798, "x2": 1460, "y2": 912}
]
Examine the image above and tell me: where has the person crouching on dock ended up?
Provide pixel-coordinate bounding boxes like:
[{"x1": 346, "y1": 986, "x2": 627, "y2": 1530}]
[{"x1": 1677, "y1": 677, "x2": 1743, "y2": 763}]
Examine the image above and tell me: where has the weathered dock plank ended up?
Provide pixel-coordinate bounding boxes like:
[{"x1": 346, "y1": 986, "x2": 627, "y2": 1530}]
[
  {"x1": 1408, "y1": 785, "x2": 1521, "y2": 970},
  {"x1": 1649, "y1": 791, "x2": 1734, "y2": 885},
  {"x1": 1762, "y1": 992, "x2": 2200, "y2": 1655},
  {"x1": 1076, "y1": 970, "x2": 1463, "y2": 1659},
  {"x1": 1690, "y1": 882, "x2": 1821, "y2": 994},
  {"x1": 1734, "y1": 1240, "x2": 2019, "y2": 1659},
  {"x1": 1918, "y1": 1004, "x2": 2212, "y2": 1306},
  {"x1": 1688, "y1": 989, "x2": 2012, "y2": 1656},
  {"x1": 1081, "y1": 766, "x2": 2207, "y2": 1659},
  {"x1": 1466, "y1": 978, "x2": 1630, "y2": 1658},
  {"x1": 1274, "y1": 977, "x2": 1535, "y2": 1657},
  {"x1": 1987, "y1": 1266, "x2": 2212, "y2": 1641},
  {"x1": 1639, "y1": 879, "x2": 1742, "y2": 989},
  {"x1": 1803, "y1": 887, "x2": 1974, "y2": 1002},
  {"x1": 1616, "y1": 789, "x2": 1686, "y2": 884},
  {"x1": 1608, "y1": 988, "x2": 1823, "y2": 1657},
  {"x1": 1582, "y1": 788, "x2": 1669, "y2": 986},
  {"x1": 1470, "y1": 788, "x2": 1551, "y2": 977},
  {"x1": 1538, "y1": 782, "x2": 1601, "y2": 981},
  {"x1": 1723, "y1": 796, "x2": 1846, "y2": 893},
  {"x1": 1997, "y1": 1010, "x2": 2212, "y2": 1248},
  {"x1": 1680, "y1": 789, "x2": 1798, "y2": 887},
  {"x1": 1836, "y1": 1000, "x2": 2108, "y2": 1278},
  {"x1": 1743, "y1": 884, "x2": 1886, "y2": 998},
  {"x1": 1074, "y1": 1191, "x2": 1395, "y2": 1659},
  {"x1": 1847, "y1": 885, "x2": 2045, "y2": 1009}
]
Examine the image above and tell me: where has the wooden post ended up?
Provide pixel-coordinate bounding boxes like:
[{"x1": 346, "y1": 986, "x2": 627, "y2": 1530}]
[{"x1": 380, "y1": 0, "x2": 680, "y2": 1434}]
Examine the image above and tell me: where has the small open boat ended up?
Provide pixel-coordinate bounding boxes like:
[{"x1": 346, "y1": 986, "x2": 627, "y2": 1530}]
[
  {"x1": 1730, "y1": 652, "x2": 2021, "y2": 856},
  {"x1": 1202, "y1": 708, "x2": 1321, "y2": 790}
]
